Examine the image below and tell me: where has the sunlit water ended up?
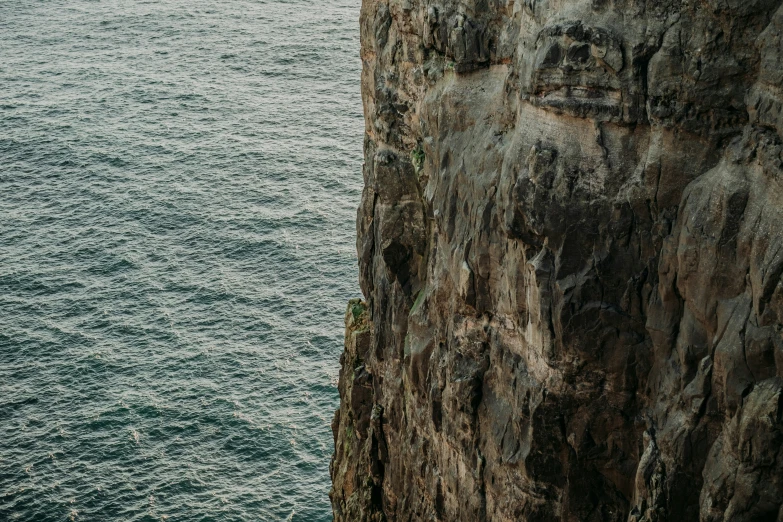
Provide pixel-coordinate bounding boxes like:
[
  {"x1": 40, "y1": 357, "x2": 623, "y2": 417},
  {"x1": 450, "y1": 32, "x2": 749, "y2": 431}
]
[{"x1": 0, "y1": 1, "x2": 362, "y2": 519}]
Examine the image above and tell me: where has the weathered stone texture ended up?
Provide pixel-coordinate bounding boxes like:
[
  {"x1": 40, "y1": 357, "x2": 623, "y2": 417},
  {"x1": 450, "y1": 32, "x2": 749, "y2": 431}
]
[{"x1": 331, "y1": 1, "x2": 783, "y2": 520}]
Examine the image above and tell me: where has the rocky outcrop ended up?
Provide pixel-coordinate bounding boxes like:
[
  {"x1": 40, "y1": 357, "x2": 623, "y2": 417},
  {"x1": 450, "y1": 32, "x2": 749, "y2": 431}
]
[{"x1": 331, "y1": 0, "x2": 783, "y2": 520}]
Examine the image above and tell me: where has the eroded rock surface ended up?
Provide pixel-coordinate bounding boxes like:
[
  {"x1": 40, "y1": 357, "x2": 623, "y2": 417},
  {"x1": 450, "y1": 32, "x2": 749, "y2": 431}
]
[{"x1": 331, "y1": 1, "x2": 783, "y2": 520}]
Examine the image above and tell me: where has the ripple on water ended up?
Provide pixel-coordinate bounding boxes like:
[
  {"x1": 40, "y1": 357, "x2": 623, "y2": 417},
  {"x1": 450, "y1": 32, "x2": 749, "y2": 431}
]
[{"x1": 0, "y1": 0, "x2": 363, "y2": 520}]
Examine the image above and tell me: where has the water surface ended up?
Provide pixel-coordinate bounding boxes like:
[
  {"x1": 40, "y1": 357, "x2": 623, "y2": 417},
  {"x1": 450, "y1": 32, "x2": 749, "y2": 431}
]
[{"x1": 0, "y1": 1, "x2": 362, "y2": 519}]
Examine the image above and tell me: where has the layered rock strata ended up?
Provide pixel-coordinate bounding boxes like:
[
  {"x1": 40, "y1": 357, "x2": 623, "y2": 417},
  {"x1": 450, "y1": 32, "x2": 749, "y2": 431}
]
[{"x1": 330, "y1": 0, "x2": 783, "y2": 520}]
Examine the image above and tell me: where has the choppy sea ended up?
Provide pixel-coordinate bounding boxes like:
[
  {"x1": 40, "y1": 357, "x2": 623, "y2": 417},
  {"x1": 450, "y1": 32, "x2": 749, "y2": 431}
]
[{"x1": 0, "y1": 1, "x2": 362, "y2": 520}]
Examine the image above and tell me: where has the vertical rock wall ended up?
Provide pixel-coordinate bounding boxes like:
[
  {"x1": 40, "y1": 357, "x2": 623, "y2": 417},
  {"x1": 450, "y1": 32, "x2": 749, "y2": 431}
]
[{"x1": 330, "y1": 0, "x2": 783, "y2": 520}]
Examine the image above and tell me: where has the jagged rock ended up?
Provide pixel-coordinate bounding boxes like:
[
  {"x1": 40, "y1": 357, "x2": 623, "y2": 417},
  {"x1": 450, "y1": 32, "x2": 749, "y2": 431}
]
[{"x1": 332, "y1": 0, "x2": 783, "y2": 520}]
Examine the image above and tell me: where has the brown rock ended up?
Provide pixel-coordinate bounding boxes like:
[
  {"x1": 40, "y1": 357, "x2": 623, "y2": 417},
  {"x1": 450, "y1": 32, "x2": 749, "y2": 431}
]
[{"x1": 331, "y1": 1, "x2": 783, "y2": 520}]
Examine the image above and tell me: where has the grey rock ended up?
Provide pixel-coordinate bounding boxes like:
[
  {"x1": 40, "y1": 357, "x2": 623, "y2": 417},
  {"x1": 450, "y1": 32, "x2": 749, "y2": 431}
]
[{"x1": 332, "y1": 0, "x2": 783, "y2": 520}]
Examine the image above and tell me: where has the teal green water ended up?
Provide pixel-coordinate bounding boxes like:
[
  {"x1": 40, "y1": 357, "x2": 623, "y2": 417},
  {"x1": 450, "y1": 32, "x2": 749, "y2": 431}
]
[{"x1": 0, "y1": 1, "x2": 362, "y2": 520}]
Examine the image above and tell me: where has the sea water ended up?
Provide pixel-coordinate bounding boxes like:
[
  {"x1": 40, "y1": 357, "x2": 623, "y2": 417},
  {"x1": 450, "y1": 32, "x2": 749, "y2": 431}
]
[{"x1": 0, "y1": 1, "x2": 362, "y2": 519}]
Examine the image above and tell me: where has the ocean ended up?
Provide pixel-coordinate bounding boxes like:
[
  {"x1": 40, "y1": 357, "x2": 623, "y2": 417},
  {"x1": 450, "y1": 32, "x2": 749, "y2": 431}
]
[{"x1": 0, "y1": 0, "x2": 363, "y2": 520}]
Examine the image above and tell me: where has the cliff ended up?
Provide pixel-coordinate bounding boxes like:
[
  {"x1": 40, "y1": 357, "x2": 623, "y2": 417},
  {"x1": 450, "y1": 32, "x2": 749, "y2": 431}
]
[{"x1": 330, "y1": 0, "x2": 783, "y2": 520}]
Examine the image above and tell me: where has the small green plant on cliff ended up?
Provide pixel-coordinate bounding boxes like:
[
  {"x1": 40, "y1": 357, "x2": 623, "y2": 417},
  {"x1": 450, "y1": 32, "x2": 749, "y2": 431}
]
[
  {"x1": 411, "y1": 288, "x2": 426, "y2": 313},
  {"x1": 347, "y1": 298, "x2": 369, "y2": 333},
  {"x1": 351, "y1": 302, "x2": 365, "y2": 322},
  {"x1": 410, "y1": 145, "x2": 425, "y2": 174}
]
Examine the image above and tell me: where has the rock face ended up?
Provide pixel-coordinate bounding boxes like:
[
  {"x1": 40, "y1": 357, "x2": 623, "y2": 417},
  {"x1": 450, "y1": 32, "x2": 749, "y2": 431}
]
[{"x1": 330, "y1": 0, "x2": 783, "y2": 520}]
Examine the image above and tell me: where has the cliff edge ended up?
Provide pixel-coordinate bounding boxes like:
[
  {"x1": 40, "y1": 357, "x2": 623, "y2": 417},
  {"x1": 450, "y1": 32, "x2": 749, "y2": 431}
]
[{"x1": 331, "y1": 0, "x2": 783, "y2": 520}]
